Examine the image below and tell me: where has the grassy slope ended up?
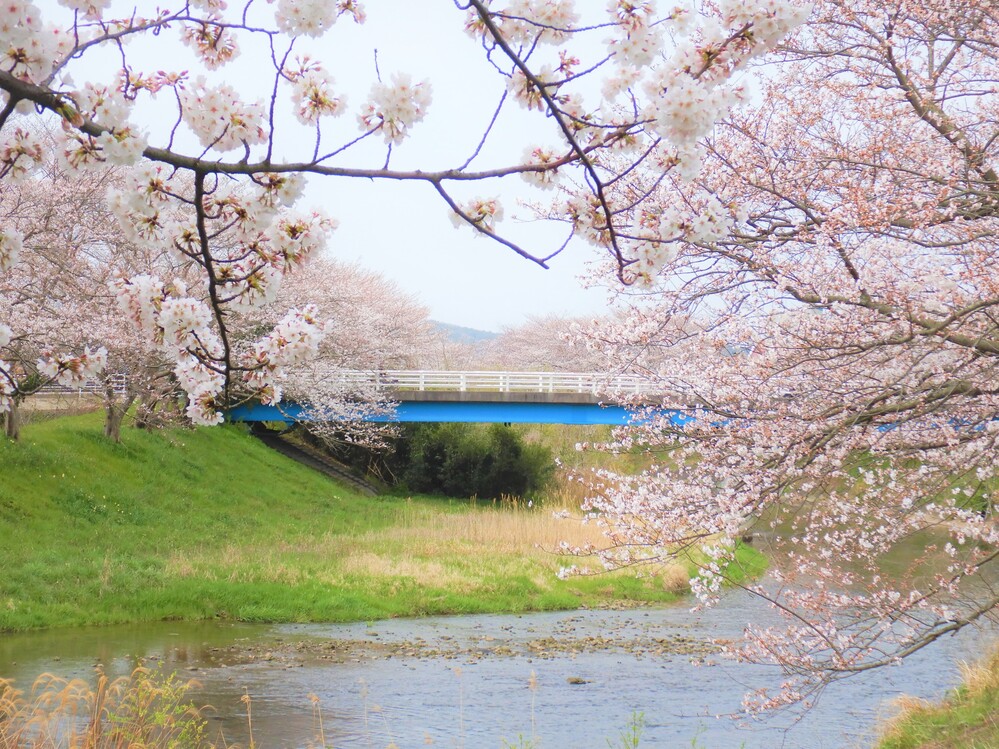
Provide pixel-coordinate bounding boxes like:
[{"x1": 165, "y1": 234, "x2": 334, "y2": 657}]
[
  {"x1": 1, "y1": 413, "x2": 766, "y2": 632},
  {"x1": 875, "y1": 647, "x2": 999, "y2": 749}
]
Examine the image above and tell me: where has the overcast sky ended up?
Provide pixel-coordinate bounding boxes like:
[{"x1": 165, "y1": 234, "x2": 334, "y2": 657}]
[
  {"x1": 297, "y1": 3, "x2": 619, "y2": 332},
  {"x1": 76, "y1": 1, "x2": 623, "y2": 332}
]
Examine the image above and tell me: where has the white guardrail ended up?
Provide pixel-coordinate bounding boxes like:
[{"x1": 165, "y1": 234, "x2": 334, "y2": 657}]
[
  {"x1": 36, "y1": 373, "x2": 128, "y2": 396},
  {"x1": 331, "y1": 370, "x2": 654, "y2": 395},
  {"x1": 34, "y1": 371, "x2": 657, "y2": 397}
]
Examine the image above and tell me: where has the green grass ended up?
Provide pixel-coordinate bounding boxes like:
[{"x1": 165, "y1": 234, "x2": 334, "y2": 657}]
[
  {"x1": 515, "y1": 423, "x2": 658, "y2": 476},
  {"x1": 875, "y1": 647, "x2": 999, "y2": 749},
  {"x1": 0, "y1": 412, "x2": 758, "y2": 632}
]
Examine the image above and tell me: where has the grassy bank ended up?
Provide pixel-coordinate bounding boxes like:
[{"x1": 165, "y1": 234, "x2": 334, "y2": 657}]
[
  {"x1": 0, "y1": 413, "x2": 764, "y2": 632},
  {"x1": 875, "y1": 646, "x2": 999, "y2": 749}
]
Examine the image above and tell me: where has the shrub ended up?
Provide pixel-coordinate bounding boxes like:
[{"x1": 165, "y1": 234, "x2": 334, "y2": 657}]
[{"x1": 393, "y1": 423, "x2": 552, "y2": 500}]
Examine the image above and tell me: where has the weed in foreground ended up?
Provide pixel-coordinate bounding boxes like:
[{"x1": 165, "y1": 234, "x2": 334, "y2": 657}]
[
  {"x1": 607, "y1": 712, "x2": 644, "y2": 749},
  {"x1": 501, "y1": 736, "x2": 538, "y2": 748},
  {"x1": 501, "y1": 670, "x2": 539, "y2": 749},
  {"x1": 0, "y1": 668, "x2": 741, "y2": 749},
  {"x1": 0, "y1": 667, "x2": 211, "y2": 749}
]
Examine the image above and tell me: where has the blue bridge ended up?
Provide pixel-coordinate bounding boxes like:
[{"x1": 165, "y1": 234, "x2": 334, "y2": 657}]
[{"x1": 228, "y1": 370, "x2": 693, "y2": 426}]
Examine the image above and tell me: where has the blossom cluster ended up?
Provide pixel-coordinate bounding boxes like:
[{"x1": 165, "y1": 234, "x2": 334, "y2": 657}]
[
  {"x1": 274, "y1": 0, "x2": 366, "y2": 37},
  {"x1": 179, "y1": 78, "x2": 268, "y2": 153},
  {"x1": 57, "y1": 0, "x2": 111, "y2": 20},
  {"x1": 521, "y1": 146, "x2": 562, "y2": 189},
  {"x1": 114, "y1": 274, "x2": 229, "y2": 425},
  {"x1": 74, "y1": 82, "x2": 131, "y2": 128},
  {"x1": 37, "y1": 345, "x2": 108, "y2": 387},
  {"x1": 562, "y1": 194, "x2": 609, "y2": 247},
  {"x1": 181, "y1": 18, "x2": 240, "y2": 70},
  {"x1": 358, "y1": 73, "x2": 433, "y2": 145},
  {"x1": 265, "y1": 211, "x2": 331, "y2": 273},
  {"x1": 0, "y1": 228, "x2": 23, "y2": 273},
  {"x1": 450, "y1": 198, "x2": 504, "y2": 233},
  {"x1": 629, "y1": 194, "x2": 739, "y2": 284},
  {"x1": 106, "y1": 157, "x2": 333, "y2": 423},
  {"x1": 507, "y1": 64, "x2": 562, "y2": 112},
  {"x1": 254, "y1": 172, "x2": 307, "y2": 210},
  {"x1": 108, "y1": 163, "x2": 330, "y2": 304},
  {"x1": 465, "y1": 0, "x2": 578, "y2": 46},
  {"x1": 0, "y1": 128, "x2": 44, "y2": 182},
  {"x1": 606, "y1": 0, "x2": 667, "y2": 67},
  {"x1": 636, "y1": 0, "x2": 809, "y2": 148},
  {"x1": 173, "y1": 355, "x2": 226, "y2": 425},
  {"x1": 285, "y1": 59, "x2": 345, "y2": 125},
  {"x1": 0, "y1": 1, "x2": 72, "y2": 85},
  {"x1": 241, "y1": 304, "x2": 325, "y2": 405},
  {"x1": 456, "y1": 0, "x2": 809, "y2": 263}
]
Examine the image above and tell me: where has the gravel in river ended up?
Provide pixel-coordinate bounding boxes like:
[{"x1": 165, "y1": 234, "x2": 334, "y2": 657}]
[{"x1": 182, "y1": 614, "x2": 719, "y2": 670}]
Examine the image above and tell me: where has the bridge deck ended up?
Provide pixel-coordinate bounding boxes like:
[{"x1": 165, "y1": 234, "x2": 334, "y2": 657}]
[
  {"x1": 229, "y1": 400, "x2": 690, "y2": 426},
  {"x1": 228, "y1": 370, "x2": 689, "y2": 426},
  {"x1": 36, "y1": 369, "x2": 692, "y2": 426}
]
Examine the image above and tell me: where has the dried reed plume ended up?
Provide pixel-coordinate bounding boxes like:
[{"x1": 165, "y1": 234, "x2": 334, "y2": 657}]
[{"x1": 0, "y1": 667, "x2": 212, "y2": 749}]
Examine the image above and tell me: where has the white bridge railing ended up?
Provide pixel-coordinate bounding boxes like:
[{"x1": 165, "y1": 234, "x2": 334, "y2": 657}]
[
  {"x1": 330, "y1": 370, "x2": 654, "y2": 395},
  {"x1": 35, "y1": 373, "x2": 128, "y2": 396},
  {"x1": 35, "y1": 370, "x2": 658, "y2": 398}
]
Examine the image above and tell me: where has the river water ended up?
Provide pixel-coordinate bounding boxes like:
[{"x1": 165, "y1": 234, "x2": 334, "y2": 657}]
[{"x1": 0, "y1": 588, "x2": 990, "y2": 749}]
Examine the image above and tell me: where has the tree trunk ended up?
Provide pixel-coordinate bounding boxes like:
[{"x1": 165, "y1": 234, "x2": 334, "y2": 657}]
[
  {"x1": 3, "y1": 396, "x2": 21, "y2": 441},
  {"x1": 103, "y1": 390, "x2": 136, "y2": 443},
  {"x1": 134, "y1": 392, "x2": 156, "y2": 430}
]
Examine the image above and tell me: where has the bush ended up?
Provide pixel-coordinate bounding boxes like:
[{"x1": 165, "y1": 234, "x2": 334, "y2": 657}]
[{"x1": 392, "y1": 423, "x2": 552, "y2": 500}]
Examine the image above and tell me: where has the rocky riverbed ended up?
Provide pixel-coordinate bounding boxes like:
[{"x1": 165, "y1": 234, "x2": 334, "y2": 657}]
[{"x1": 149, "y1": 613, "x2": 720, "y2": 675}]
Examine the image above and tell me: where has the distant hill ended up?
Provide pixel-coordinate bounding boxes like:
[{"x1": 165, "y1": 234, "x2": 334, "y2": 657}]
[{"x1": 433, "y1": 321, "x2": 499, "y2": 344}]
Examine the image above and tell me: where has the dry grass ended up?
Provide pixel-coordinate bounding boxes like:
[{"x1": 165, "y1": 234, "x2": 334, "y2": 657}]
[
  {"x1": 160, "y1": 498, "x2": 689, "y2": 598},
  {"x1": 541, "y1": 466, "x2": 620, "y2": 512},
  {"x1": 958, "y1": 647, "x2": 999, "y2": 696},
  {"x1": 341, "y1": 501, "x2": 690, "y2": 593},
  {"x1": 354, "y1": 500, "x2": 612, "y2": 554},
  {"x1": 0, "y1": 668, "x2": 211, "y2": 749},
  {"x1": 338, "y1": 553, "x2": 473, "y2": 591},
  {"x1": 543, "y1": 469, "x2": 594, "y2": 511},
  {"x1": 884, "y1": 694, "x2": 937, "y2": 723},
  {"x1": 166, "y1": 501, "x2": 613, "y2": 572},
  {"x1": 19, "y1": 395, "x2": 103, "y2": 414},
  {"x1": 659, "y1": 564, "x2": 691, "y2": 594},
  {"x1": 162, "y1": 498, "x2": 692, "y2": 596},
  {"x1": 876, "y1": 644, "x2": 999, "y2": 749}
]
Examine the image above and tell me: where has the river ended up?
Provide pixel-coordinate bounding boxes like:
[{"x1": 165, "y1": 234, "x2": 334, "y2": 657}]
[{"x1": 0, "y1": 587, "x2": 990, "y2": 749}]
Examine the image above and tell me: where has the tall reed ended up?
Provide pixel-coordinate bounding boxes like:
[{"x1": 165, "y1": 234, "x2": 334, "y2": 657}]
[{"x1": 0, "y1": 667, "x2": 211, "y2": 749}]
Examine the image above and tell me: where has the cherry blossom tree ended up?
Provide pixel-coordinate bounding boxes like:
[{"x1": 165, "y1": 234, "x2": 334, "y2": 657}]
[
  {"x1": 419, "y1": 329, "x2": 489, "y2": 372},
  {"x1": 0, "y1": 0, "x2": 807, "y2": 427},
  {"x1": 232, "y1": 256, "x2": 436, "y2": 448},
  {"x1": 0, "y1": 144, "x2": 113, "y2": 438},
  {"x1": 568, "y1": 0, "x2": 999, "y2": 711},
  {"x1": 292, "y1": 258, "x2": 436, "y2": 372},
  {"x1": 0, "y1": 141, "x2": 192, "y2": 441},
  {"x1": 481, "y1": 310, "x2": 703, "y2": 372},
  {"x1": 480, "y1": 313, "x2": 604, "y2": 371}
]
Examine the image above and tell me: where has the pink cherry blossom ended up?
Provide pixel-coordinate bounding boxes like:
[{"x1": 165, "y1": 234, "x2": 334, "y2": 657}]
[
  {"x1": 358, "y1": 73, "x2": 432, "y2": 145},
  {"x1": 179, "y1": 77, "x2": 267, "y2": 153}
]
